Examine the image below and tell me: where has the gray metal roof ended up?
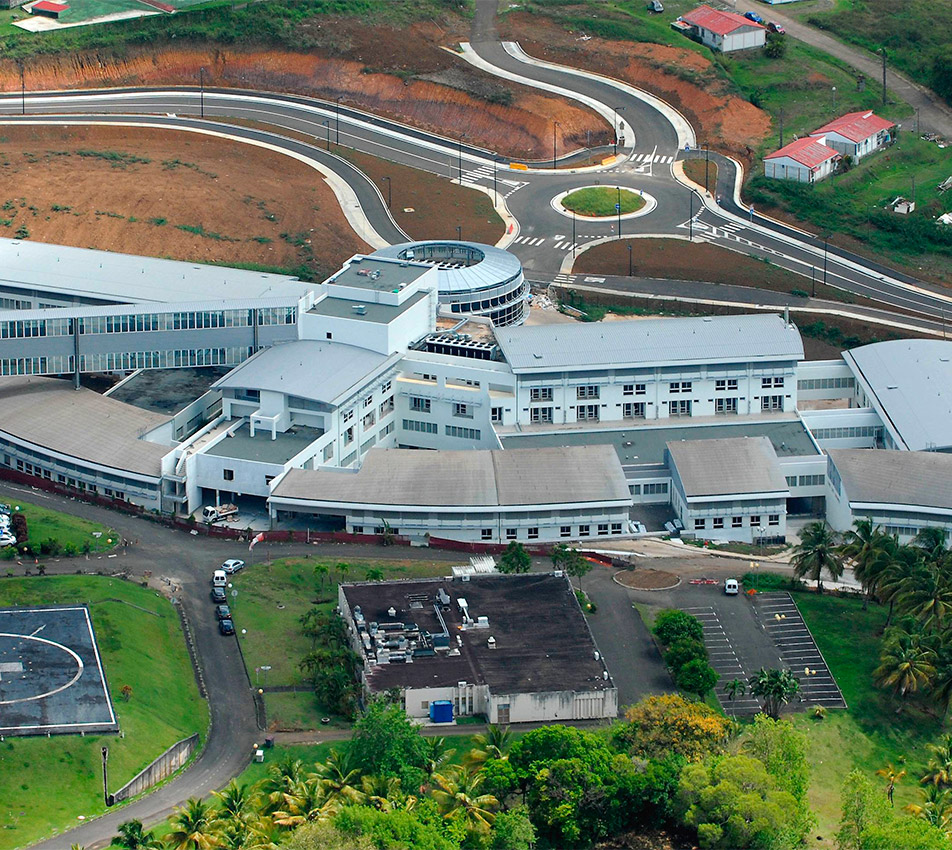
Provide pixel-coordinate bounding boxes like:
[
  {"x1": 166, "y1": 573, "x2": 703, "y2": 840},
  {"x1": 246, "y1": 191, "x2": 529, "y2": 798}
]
[
  {"x1": 844, "y1": 340, "x2": 952, "y2": 451},
  {"x1": 667, "y1": 436, "x2": 789, "y2": 498},
  {"x1": 829, "y1": 449, "x2": 952, "y2": 511},
  {"x1": 0, "y1": 297, "x2": 299, "y2": 323},
  {"x1": 330, "y1": 256, "x2": 432, "y2": 293},
  {"x1": 495, "y1": 313, "x2": 804, "y2": 373},
  {"x1": 372, "y1": 241, "x2": 522, "y2": 295},
  {"x1": 0, "y1": 377, "x2": 169, "y2": 477},
  {"x1": 0, "y1": 238, "x2": 309, "y2": 305},
  {"x1": 307, "y1": 292, "x2": 428, "y2": 324},
  {"x1": 213, "y1": 340, "x2": 390, "y2": 405},
  {"x1": 273, "y1": 444, "x2": 629, "y2": 508}
]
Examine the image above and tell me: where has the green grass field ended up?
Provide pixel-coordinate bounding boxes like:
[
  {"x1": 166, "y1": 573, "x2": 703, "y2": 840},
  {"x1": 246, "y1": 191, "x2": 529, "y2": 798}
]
[
  {"x1": 561, "y1": 186, "x2": 646, "y2": 217},
  {"x1": 0, "y1": 491, "x2": 117, "y2": 556},
  {"x1": 0, "y1": 576, "x2": 208, "y2": 849},
  {"x1": 793, "y1": 593, "x2": 944, "y2": 839}
]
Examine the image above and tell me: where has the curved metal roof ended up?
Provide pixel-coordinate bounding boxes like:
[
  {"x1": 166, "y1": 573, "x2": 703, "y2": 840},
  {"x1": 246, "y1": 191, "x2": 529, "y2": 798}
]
[{"x1": 372, "y1": 241, "x2": 522, "y2": 296}]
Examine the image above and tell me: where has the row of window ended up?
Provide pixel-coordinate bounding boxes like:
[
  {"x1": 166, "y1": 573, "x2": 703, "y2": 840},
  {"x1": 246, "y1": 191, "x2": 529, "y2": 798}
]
[
  {"x1": 497, "y1": 522, "x2": 625, "y2": 541},
  {"x1": 15, "y1": 458, "x2": 132, "y2": 501},
  {"x1": 0, "y1": 355, "x2": 72, "y2": 376},
  {"x1": 694, "y1": 514, "x2": 781, "y2": 531},
  {"x1": 81, "y1": 347, "x2": 250, "y2": 372},
  {"x1": 785, "y1": 474, "x2": 825, "y2": 487},
  {"x1": 446, "y1": 425, "x2": 481, "y2": 440},
  {"x1": 402, "y1": 419, "x2": 438, "y2": 434},
  {"x1": 811, "y1": 425, "x2": 882, "y2": 440},
  {"x1": 630, "y1": 482, "x2": 669, "y2": 495},
  {"x1": 798, "y1": 376, "x2": 854, "y2": 390},
  {"x1": 525, "y1": 377, "x2": 786, "y2": 402}
]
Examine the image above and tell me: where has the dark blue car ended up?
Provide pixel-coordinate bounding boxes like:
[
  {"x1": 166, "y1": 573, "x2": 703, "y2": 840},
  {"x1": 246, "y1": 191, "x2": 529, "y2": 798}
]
[{"x1": 744, "y1": 10, "x2": 764, "y2": 23}]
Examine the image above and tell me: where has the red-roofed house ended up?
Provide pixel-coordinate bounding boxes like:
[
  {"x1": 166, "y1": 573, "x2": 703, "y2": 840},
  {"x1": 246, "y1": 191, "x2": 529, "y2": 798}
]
[
  {"x1": 763, "y1": 135, "x2": 840, "y2": 183},
  {"x1": 679, "y1": 5, "x2": 766, "y2": 52},
  {"x1": 29, "y1": 0, "x2": 68, "y2": 16},
  {"x1": 809, "y1": 111, "x2": 896, "y2": 162}
]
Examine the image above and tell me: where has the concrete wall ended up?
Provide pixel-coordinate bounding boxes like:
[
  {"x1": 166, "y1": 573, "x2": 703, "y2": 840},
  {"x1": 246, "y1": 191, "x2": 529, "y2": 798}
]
[
  {"x1": 111, "y1": 733, "x2": 199, "y2": 804},
  {"x1": 488, "y1": 688, "x2": 618, "y2": 723}
]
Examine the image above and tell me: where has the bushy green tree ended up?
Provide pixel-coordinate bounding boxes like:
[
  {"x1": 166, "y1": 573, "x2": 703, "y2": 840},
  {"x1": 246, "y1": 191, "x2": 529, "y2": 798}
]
[
  {"x1": 489, "y1": 805, "x2": 536, "y2": 850},
  {"x1": 665, "y1": 638, "x2": 708, "y2": 674},
  {"x1": 653, "y1": 609, "x2": 704, "y2": 646},
  {"x1": 334, "y1": 806, "x2": 459, "y2": 850},
  {"x1": 499, "y1": 541, "x2": 531, "y2": 574},
  {"x1": 742, "y1": 714, "x2": 810, "y2": 803},
  {"x1": 348, "y1": 699, "x2": 429, "y2": 787},
  {"x1": 614, "y1": 693, "x2": 733, "y2": 761},
  {"x1": 676, "y1": 658, "x2": 719, "y2": 699}
]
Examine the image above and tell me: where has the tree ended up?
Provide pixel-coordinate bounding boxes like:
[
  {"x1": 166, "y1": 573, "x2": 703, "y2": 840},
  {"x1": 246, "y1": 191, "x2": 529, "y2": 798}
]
[
  {"x1": 489, "y1": 805, "x2": 536, "y2": 850},
  {"x1": 876, "y1": 763, "x2": 907, "y2": 805},
  {"x1": 932, "y1": 52, "x2": 952, "y2": 105},
  {"x1": 874, "y1": 626, "x2": 936, "y2": 705},
  {"x1": 748, "y1": 668, "x2": 800, "y2": 719},
  {"x1": 676, "y1": 658, "x2": 719, "y2": 699},
  {"x1": 897, "y1": 564, "x2": 952, "y2": 632},
  {"x1": 113, "y1": 820, "x2": 162, "y2": 850},
  {"x1": 837, "y1": 770, "x2": 891, "y2": 850},
  {"x1": 665, "y1": 638, "x2": 708, "y2": 675},
  {"x1": 430, "y1": 766, "x2": 499, "y2": 835},
  {"x1": 791, "y1": 521, "x2": 842, "y2": 593},
  {"x1": 509, "y1": 725, "x2": 610, "y2": 794},
  {"x1": 333, "y1": 806, "x2": 458, "y2": 850},
  {"x1": 913, "y1": 527, "x2": 949, "y2": 560},
  {"x1": 311, "y1": 748, "x2": 364, "y2": 808},
  {"x1": 272, "y1": 776, "x2": 335, "y2": 828},
  {"x1": 422, "y1": 736, "x2": 456, "y2": 777},
  {"x1": 840, "y1": 518, "x2": 891, "y2": 609},
  {"x1": 921, "y1": 736, "x2": 952, "y2": 788},
  {"x1": 742, "y1": 715, "x2": 810, "y2": 803},
  {"x1": 165, "y1": 798, "x2": 223, "y2": 850},
  {"x1": 259, "y1": 756, "x2": 307, "y2": 814},
  {"x1": 348, "y1": 699, "x2": 429, "y2": 787},
  {"x1": 499, "y1": 541, "x2": 531, "y2": 574},
  {"x1": 614, "y1": 693, "x2": 732, "y2": 761},
  {"x1": 653, "y1": 608, "x2": 704, "y2": 646},
  {"x1": 282, "y1": 821, "x2": 374, "y2": 850},
  {"x1": 763, "y1": 31, "x2": 787, "y2": 59},
  {"x1": 313, "y1": 562, "x2": 329, "y2": 592},
  {"x1": 211, "y1": 780, "x2": 255, "y2": 847},
  {"x1": 724, "y1": 678, "x2": 747, "y2": 708},
  {"x1": 364, "y1": 567, "x2": 384, "y2": 582},
  {"x1": 563, "y1": 548, "x2": 592, "y2": 591},
  {"x1": 906, "y1": 785, "x2": 952, "y2": 833},
  {"x1": 11, "y1": 512, "x2": 27, "y2": 544},
  {"x1": 465, "y1": 724, "x2": 512, "y2": 768}
]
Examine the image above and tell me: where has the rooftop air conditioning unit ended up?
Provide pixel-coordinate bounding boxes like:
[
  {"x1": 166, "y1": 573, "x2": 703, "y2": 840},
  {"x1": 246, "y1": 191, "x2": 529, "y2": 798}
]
[{"x1": 353, "y1": 305, "x2": 367, "y2": 315}]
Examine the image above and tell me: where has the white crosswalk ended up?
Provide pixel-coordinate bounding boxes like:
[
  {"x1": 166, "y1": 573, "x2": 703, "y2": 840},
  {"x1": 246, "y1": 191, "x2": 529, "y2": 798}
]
[
  {"x1": 631, "y1": 152, "x2": 675, "y2": 164},
  {"x1": 554, "y1": 241, "x2": 581, "y2": 252},
  {"x1": 554, "y1": 273, "x2": 576, "y2": 285},
  {"x1": 512, "y1": 235, "x2": 547, "y2": 246},
  {"x1": 460, "y1": 167, "x2": 527, "y2": 199}
]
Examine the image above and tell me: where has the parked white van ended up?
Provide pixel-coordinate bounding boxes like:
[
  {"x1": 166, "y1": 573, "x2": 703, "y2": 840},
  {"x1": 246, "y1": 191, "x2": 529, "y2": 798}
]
[
  {"x1": 212, "y1": 570, "x2": 228, "y2": 588},
  {"x1": 724, "y1": 578, "x2": 740, "y2": 595}
]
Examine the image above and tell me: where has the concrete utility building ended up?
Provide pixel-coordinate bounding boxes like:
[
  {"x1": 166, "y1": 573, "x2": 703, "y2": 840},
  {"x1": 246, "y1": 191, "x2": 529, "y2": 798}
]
[
  {"x1": 678, "y1": 5, "x2": 766, "y2": 52},
  {"x1": 338, "y1": 573, "x2": 618, "y2": 724},
  {"x1": 764, "y1": 136, "x2": 840, "y2": 183}
]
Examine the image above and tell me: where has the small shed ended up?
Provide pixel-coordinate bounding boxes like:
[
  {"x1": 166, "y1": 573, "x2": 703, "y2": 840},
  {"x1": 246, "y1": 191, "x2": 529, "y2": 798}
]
[
  {"x1": 679, "y1": 5, "x2": 766, "y2": 52},
  {"x1": 29, "y1": 0, "x2": 68, "y2": 17},
  {"x1": 763, "y1": 136, "x2": 840, "y2": 183}
]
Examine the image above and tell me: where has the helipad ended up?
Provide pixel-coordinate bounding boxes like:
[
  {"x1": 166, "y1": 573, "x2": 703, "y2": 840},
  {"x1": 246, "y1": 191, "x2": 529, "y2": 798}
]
[{"x1": 0, "y1": 606, "x2": 118, "y2": 736}]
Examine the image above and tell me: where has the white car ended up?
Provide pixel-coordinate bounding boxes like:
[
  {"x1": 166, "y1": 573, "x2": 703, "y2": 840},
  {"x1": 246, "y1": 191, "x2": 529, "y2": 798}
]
[
  {"x1": 221, "y1": 559, "x2": 245, "y2": 575},
  {"x1": 724, "y1": 578, "x2": 740, "y2": 595},
  {"x1": 0, "y1": 532, "x2": 17, "y2": 547}
]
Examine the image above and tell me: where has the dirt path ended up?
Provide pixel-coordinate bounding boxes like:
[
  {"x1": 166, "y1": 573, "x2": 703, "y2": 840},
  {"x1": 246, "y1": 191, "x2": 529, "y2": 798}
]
[{"x1": 729, "y1": 0, "x2": 952, "y2": 138}]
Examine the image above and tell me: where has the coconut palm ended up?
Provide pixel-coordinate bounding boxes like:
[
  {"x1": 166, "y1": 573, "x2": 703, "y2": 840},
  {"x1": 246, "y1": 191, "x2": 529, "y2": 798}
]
[
  {"x1": 112, "y1": 820, "x2": 163, "y2": 850},
  {"x1": 259, "y1": 757, "x2": 306, "y2": 814},
  {"x1": 212, "y1": 780, "x2": 257, "y2": 848},
  {"x1": 897, "y1": 564, "x2": 952, "y2": 632},
  {"x1": 875, "y1": 627, "x2": 937, "y2": 705},
  {"x1": 272, "y1": 777, "x2": 335, "y2": 828},
  {"x1": 791, "y1": 521, "x2": 843, "y2": 594},
  {"x1": 922, "y1": 736, "x2": 952, "y2": 788},
  {"x1": 311, "y1": 749, "x2": 364, "y2": 808},
  {"x1": 422, "y1": 736, "x2": 457, "y2": 776},
  {"x1": 166, "y1": 798, "x2": 223, "y2": 850},
  {"x1": 360, "y1": 774, "x2": 416, "y2": 812},
  {"x1": 430, "y1": 766, "x2": 498, "y2": 835},
  {"x1": 879, "y1": 543, "x2": 924, "y2": 629},
  {"x1": 839, "y1": 518, "x2": 891, "y2": 609},
  {"x1": 876, "y1": 763, "x2": 907, "y2": 805},
  {"x1": 748, "y1": 668, "x2": 800, "y2": 719},
  {"x1": 724, "y1": 678, "x2": 747, "y2": 712},
  {"x1": 906, "y1": 785, "x2": 952, "y2": 835},
  {"x1": 914, "y1": 527, "x2": 949, "y2": 560},
  {"x1": 464, "y1": 724, "x2": 512, "y2": 768}
]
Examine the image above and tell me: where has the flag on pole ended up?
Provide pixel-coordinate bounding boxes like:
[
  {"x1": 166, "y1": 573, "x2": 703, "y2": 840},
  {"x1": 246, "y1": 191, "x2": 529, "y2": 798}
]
[{"x1": 249, "y1": 532, "x2": 265, "y2": 552}]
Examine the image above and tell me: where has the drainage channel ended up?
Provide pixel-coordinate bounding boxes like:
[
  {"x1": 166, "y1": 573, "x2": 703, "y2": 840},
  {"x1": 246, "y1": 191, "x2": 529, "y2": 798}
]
[{"x1": 751, "y1": 592, "x2": 847, "y2": 709}]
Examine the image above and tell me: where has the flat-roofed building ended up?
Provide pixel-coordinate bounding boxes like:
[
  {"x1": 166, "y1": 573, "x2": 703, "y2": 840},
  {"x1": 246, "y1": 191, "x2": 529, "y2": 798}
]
[{"x1": 339, "y1": 573, "x2": 617, "y2": 724}]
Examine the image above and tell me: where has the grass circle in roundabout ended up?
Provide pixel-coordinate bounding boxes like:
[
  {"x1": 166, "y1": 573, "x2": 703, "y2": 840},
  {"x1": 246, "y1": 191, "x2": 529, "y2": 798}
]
[{"x1": 561, "y1": 186, "x2": 646, "y2": 217}]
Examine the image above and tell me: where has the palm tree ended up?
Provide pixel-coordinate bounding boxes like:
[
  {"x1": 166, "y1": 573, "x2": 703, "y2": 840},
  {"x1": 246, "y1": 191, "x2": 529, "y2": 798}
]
[
  {"x1": 897, "y1": 564, "x2": 952, "y2": 632},
  {"x1": 113, "y1": 821, "x2": 163, "y2": 850},
  {"x1": 464, "y1": 724, "x2": 512, "y2": 768},
  {"x1": 422, "y1": 736, "x2": 457, "y2": 777},
  {"x1": 259, "y1": 757, "x2": 306, "y2": 814},
  {"x1": 922, "y1": 736, "x2": 952, "y2": 788},
  {"x1": 914, "y1": 527, "x2": 949, "y2": 560},
  {"x1": 791, "y1": 521, "x2": 842, "y2": 594},
  {"x1": 166, "y1": 798, "x2": 223, "y2": 850},
  {"x1": 875, "y1": 627, "x2": 937, "y2": 706},
  {"x1": 839, "y1": 518, "x2": 891, "y2": 609},
  {"x1": 879, "y1": 542, "x2": 924, "y2": 629},
  {"x1": 724, "y1": 678, "x2": 747, "y2": 712},
  {"x1": 360, "y1": 775, "x2": 413, "y2": 812},
  {"x1": 430, "y1": 766, "x2": 498, "y2": 835},
  {"x1": 748, "y1": 668, "x2": 800, "y2": 719},
  {"x1": 906, "y1": 785, "x2": 952, "y2": 835},
  {"x1": 272, "y1": 778, "x2": 334, "y2": 829},
  {"x1": 311, "y1": 749, "x2": 364, "y2": 808},
  {"x1": 212, "y1": 781, "x2": 256, "y2": 848},
  {"x1": 876, "y1": 763, "x2": 907, "y2": 805}
]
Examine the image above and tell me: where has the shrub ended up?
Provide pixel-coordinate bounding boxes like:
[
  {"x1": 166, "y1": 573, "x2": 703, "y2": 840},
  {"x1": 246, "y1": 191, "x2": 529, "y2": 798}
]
[
  {"x1": 11, "y1": 512, "x2": 27, "y2": 543},
  {"x1": 61, "y1": 542, "x2": 78, "y2": 557},
  {"x1": 676, "y1": 659, "x2": 720, "y2": 699},
  {"x1": 653, "y1": 609, "x2": 704, "y2": 646},
  {"x1": 665, "y1": 638, "x2": 708, "y2": 674},
  {"x1": 39, "y1": 538, "x2": 61, "y2": 556},
  {"x1": 615, "y1": 694, "x2": 733, "y2": 761}
]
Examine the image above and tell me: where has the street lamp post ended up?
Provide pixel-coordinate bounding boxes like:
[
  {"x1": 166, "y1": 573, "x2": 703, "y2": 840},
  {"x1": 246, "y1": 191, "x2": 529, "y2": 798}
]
[
  {"x1": 705, "y1": 143, "x2": 710, "y2": 193},
  {"x1": 199, "y1": 67, "x2": 205, "y2": 119},
  {"x1": 612, "y1": 106, "x2": 624, "y2": 156},
  {"x1": 823, "y1": 235, "x2": 830, "y2": 288},
  {"x1": 832, "y1": 86, "x2": 837, "y2": 113},
  {"x1": 811, "y1": 265, "x2": 816, "y2": 298},
  {"x1": 572, "y1": 208, "x2": 576, "y2": 257},
  {"x1": 628, "y1": 244, "x2": 632, "y2": 277},
  {"x1": 381, "y1": 176, "x2": 392, "y2": 209},
  {"x1": 616, "y1": 185, "x2": 622, "y2": 237},
  {"x1": 335, "y1": 96, "x2": 342, "y2": 145},
  {"x1": 552, "y1": 121, "x2": 560, "y2": 170},
  {"x1": 689, "y1": 191, "x2": 694, "y2": 240},
  {"x1": 19, "y1": 61, "x2": 25, "y2": 116},
  {"x1": 758, "y1": 525, "x2": 767, "y2": 551},
  {"x1": 456, "y1": 225, "x2": 462, "y2": 241},
  {"x1": 493, "y1": 159, "x2": 498, "y2": 206}
]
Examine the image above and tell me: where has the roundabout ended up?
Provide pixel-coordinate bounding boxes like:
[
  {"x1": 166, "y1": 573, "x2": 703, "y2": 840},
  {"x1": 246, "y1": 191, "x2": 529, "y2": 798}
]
[{"x1": 551, "y1": 185, "x2": 658, "y2": 222}]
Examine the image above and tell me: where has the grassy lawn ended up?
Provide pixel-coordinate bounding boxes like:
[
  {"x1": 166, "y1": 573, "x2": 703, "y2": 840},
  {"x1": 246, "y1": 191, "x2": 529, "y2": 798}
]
[
  {"x1": 682, "y1": 158, "x2": 718, "y2": 193},
  {"x1": 561, "y1": 186, "x2": 646, "y2": 217},
  {"x1": 0, "y1": 576, "x2": 208, "y2": 850},
  {"x1": 265, "y1": 691, "x2": 351, "y2": 732},
  {"x1": 793, "y1": 592, "x2": 944, "y2": 839},
  {"x1": 0, "y1": 490, "x2": 117, "y2": 556}
]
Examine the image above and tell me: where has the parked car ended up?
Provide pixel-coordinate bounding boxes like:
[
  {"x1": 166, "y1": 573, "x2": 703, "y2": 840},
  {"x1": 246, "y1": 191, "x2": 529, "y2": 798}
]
[
  {"x1": 724, "y1": 578, "x2": 740, "y2": 595},
  {"x1": 212, "y1": 569, "x2": 227, "y2": 588},
  {"x1": 219, "y1": 618, "x2": 236, "y2": 636},
  {"x1": 215, "y1": 604, "x2": 232, "y2": 621},
  {"x1": 745, "y1": 10, "x2": 764, "y2": 23},
  {"x1": 0, "y1": 503, "x2": 11, "y2": 516},
  {"x1": 210, "y1": 586, "x2": 227, "y2": 603},
  {"x1": 0, "y1": 532, "x2": 17, "y2": 548},
  {"x1": 647, "y1": 0, "x2": 664, "y2": 12},
  {"x1": 767, "y1": 21, "x2": 785, "y2": 34},
  {"x1": 222, "y1": 559, "x2": 245, "y2": 575}
]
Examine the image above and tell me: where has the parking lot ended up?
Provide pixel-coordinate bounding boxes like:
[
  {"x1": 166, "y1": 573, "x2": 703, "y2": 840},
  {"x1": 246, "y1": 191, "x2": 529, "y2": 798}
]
[{"x1": 751, "y1": 592, "x2": 847, "y2": 709}]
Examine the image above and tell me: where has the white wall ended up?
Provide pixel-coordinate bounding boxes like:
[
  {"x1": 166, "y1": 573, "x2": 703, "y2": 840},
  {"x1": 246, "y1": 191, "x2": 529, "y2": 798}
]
[
  {"x1": 800, "y1": 407, "x2": 884, "y2": 449},
  {"x1": 489, "y1": 688, "x2": 618, "y2": 723},
  {"x1": 796, "y1": 359, "x2": 856, "y2": 403},
  {"x1": 723, "y1": 27, "x2": 766, "y2": 52}
]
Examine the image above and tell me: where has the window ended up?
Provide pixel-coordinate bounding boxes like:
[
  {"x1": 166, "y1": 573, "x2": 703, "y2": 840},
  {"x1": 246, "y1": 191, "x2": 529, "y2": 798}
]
[
  {"x1": 798, "y1": 474, "x2": 825, "y2": 486},
  {"x1": 379, "y1": 396, "x2": 394, "y2": 416},
  {"x1": 694, "y1": 518, "x2": 706, "y2": 530},
  {"x1": 576, "y1": 385, "x2": 600, "y2": 399},
  {"x1": 323, "y1": 443, "x2": 335, "y2": 461},
  {"x1": 715, "y1": 397, "x2": 738, "y2": 415},
  {"x1": 491, "y1": 407, "x2": 503, "y2": 423},
  {"x1": 374, "y1": 526, "x2": 385, "y2": 535},
  {"x1": 527, "y1": 527, "x2": 539, "y2": 539},
  {"x1": 750, "y1": 515, "x2": 761, "y2": 526},
  {"x1": 762, "y1": 395, "x2": 784, "y2": 411},
  {"x1": 623, "y1": 384, "x2": 634, "y2": 396},
  {"x1": 732, "y1": 516, "x2": 743, "y2": 528},
  {"x1": 481, "y1": 528, "x2": 493, "y2": 540},
  {"x1": 453, "y1": 402, "x2": 472, "y2": 419},
  {"x1": 611, "y1": 522, "x2": 623, "y2": 534},
  {"x1": 506, "y1": 528, "x2": 517, "y2": 540},
  {"x1": 768, "y1": 514, "x2": 780, "y2": 526},
  {"x1": 579, "y1": 525, "x2": 590, "y2": 537},
  {"x1": 223, "y1": 469, "x2": 234, "y2": 481},
  {"x1": 342, "y1": 409, "x2": 354, "y2": 424},
  {"x1": 577, "y1": 404, "x2": 599, "y2": 421},
  {"x1": 762, "y1": 377, "x2": 784, "y2": 388},
  {"x1": 715, "y1": 379, "x2": 738, "y2": 391},
  {"x1": 363, "y1": 411, "x2": 376, "y2": 428},
  {"x1": 344, "y1": 426, "x2": 354, "y2": 445},
  {"x1": 454, "y1": 377, "x2": 480, "y2": 388},
  {"x1": 713, "y1": 517, "x2": 724, "y2": 529},
  {"x1": 560, "y1": 526, "x2": 572, "y2": 538},
  {"x1": 597, "y1": 523, "x2": 609, "y2": 535},
  {"x1": 629, "y1": 484, "x2": 641, "y2": 495},
  {"x1": 381, "y1": 380, "x2": 392, "y2": 394},
  {"x1": 623, "y1": 402, "x2": 646, "y2": 419},
  {"x1": 531, "y1": 407, "x2": 554, "y2": 423},
  {"x1": 669, "y1": 381, "x2": 693, "y2": 394},
  {"x1": 410, "y1": 397, "x2": 431, "y2": 413},
  {"x1": 530, "y1": 387, "x2": 553, "y2": 402},
  {"x1": 670, "y1": 399, "x2": 692, "y2": 417},
  {"x1": 363, "y1": 395, "x2": 374, "y2": 408},
  {"x1": 403, "y1": 419, "x2": 438, "y2": 434},
  {"x1": 265, "y1": 475, "x2": 275, "y2": 485},
  {"x1": 643, "y1": 482, "x2": 668, "y2": 495},
  {"x1": 446, "y1": 425, "x2": 481, "y2": 440},
  {"x1": 785, "y1": 475, "x2": 797, "y2": 487},
  {"x1": 421, "y1": 701, "x2": 429, "y2": 710},
  {"x1": 415, "y1": 372, "x2": 437, "y2": 382}
]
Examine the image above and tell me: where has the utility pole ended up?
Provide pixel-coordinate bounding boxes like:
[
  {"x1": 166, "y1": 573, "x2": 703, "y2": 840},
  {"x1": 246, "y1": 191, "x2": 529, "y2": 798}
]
[
  {"x1": 881, "y1": 48, "x2": 887, "y2": 107},
  {"x1": 612, "y1": 106, "x2": 624, "y2": 156},
  {"x1": 779, "y1": 107, "x2": 784, "y2": 148},
  {"x1": 493, "y1": 159, "x2": 497, "y2": 207},
  {"x1": 322, "y1": 119, "x2": 330, "y2": 151},
  {"x1": 458, "y1": 133, "x2": 465, "y2": 182},
  {"x1": 705, "y1": 143, "x2": 710, "y2": 193},
  {"x1": 19, "y1": 61, "x2": 25, "y2": 116},
  {"x1": 823, "y1": 236, "x2": 830, "y2": 288},
  {"x1": 199, "y1": 67, "x2": 205, "y2": 119},
  {"x1": 381, "y1": 176, "x2": 391, "y2": 210},
  {"x1": 101, "y1": 746, "x2": 110, "y2": 807},
  {"x1": 572, "y1": 208, "x2": 576, "y2": 257},
  {"x1": 335, "y1": 96, "x2": 342, "y2": 145},
  {"x1": 628, "y1": 244, "x2": 632, "y2": 277},
  {"x1": 552, "y1": 121, "x2": 559, "y2": 170},
  {"x1": 689, "y1": 191, "x2": 694, "y2": 240},
  {"x1": 616, "y1": 185, "x2": 622, "y2": 238}
]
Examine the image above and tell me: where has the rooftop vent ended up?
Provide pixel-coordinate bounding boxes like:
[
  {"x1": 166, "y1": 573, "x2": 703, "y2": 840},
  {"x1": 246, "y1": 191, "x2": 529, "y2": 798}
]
[
  {"x1": 352, "y1": 305, "x2": 367, "y2": 315},
  {"x1": 488, "y1": 636, "x2": 496, "y2": 649},
  {"x1": 387, "y1": 606, "x2": 397, "y2": 617}
]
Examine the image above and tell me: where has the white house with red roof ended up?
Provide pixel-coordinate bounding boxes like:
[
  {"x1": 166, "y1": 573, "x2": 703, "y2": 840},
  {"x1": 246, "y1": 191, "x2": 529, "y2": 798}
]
[
  {"x1": 809, "y1": 110, "x2": 895, "y2": 162},
  {"x1": 679, "y1": 5, "x2": 766, "y2": 52},
  {"x1": 763, "y1": 135, "x2": 840, "y2": 183}
]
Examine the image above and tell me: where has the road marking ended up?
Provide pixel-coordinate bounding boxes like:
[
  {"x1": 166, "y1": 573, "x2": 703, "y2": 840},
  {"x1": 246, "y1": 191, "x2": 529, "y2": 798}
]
[{"x1": 583, "y1": 276, "x2": 606, "y2": 283}]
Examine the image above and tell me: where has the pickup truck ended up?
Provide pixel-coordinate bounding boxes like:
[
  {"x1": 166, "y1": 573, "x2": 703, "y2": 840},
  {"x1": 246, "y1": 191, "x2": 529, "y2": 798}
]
[{"x1": 202, "y1": 503, "x2": 238, "y2": 523}]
